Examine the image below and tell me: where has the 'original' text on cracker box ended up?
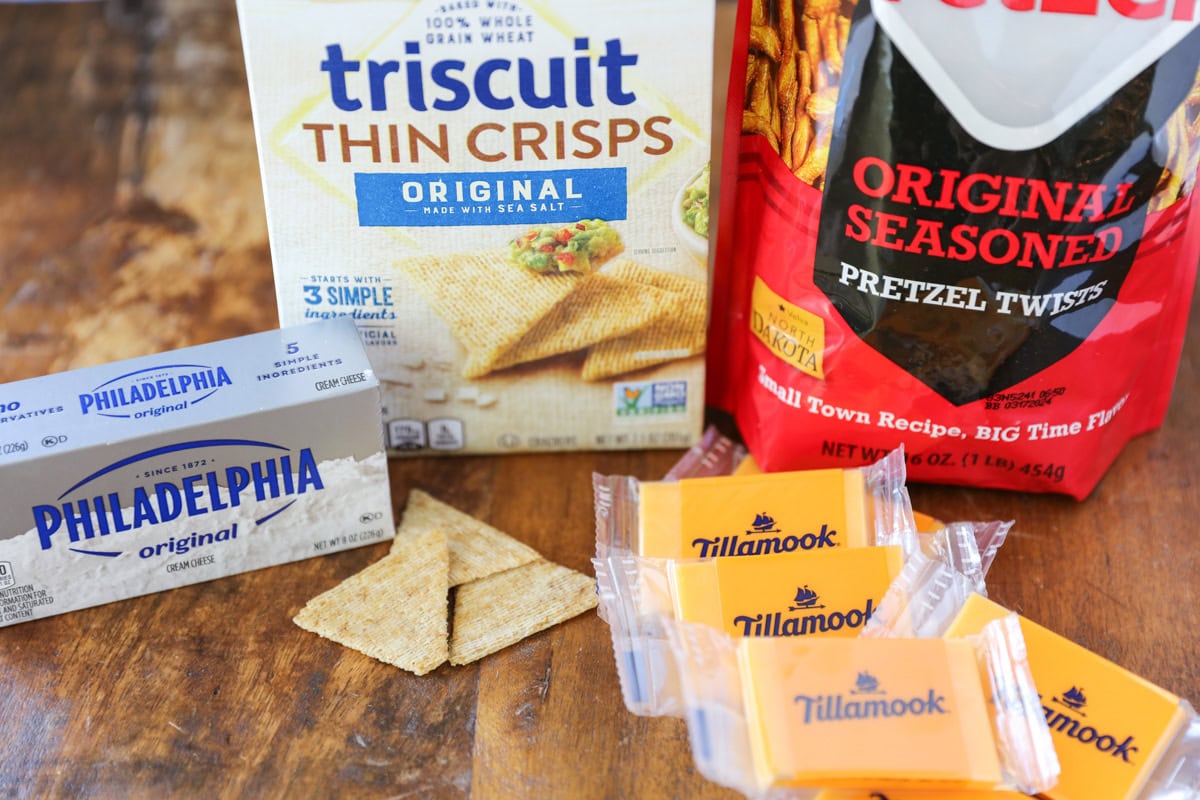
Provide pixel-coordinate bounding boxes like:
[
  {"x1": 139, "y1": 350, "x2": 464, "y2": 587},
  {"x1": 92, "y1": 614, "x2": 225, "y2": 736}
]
[
  {"x1": 0, "y1": 319, "x2": 394, "y2": 627},
  {"x1": 236, "y1": 0, "x2": 715, "y2": 454}
]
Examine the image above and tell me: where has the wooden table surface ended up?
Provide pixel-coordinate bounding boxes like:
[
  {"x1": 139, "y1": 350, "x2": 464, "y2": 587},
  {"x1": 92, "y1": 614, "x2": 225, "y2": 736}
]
[{"x1": 1, "y1": 2, "x2": 1198, "y2": 799}]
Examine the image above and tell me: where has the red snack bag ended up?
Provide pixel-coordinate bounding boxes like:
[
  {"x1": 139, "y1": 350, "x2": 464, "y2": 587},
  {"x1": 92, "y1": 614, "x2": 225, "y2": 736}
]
[{"x1": 710, "y1": 0, "x2": 1200, "y2": 498}]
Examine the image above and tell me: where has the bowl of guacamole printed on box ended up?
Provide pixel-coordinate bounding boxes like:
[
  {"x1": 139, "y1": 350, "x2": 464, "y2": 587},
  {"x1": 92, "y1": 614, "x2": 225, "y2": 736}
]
[{"x1": 673, "y1": 163, "x2": 710, "y2": 268}]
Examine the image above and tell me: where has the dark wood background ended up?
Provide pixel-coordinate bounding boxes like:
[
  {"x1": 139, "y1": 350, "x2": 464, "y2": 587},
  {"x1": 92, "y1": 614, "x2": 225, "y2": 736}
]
[{"x1": 1, "y1": 2, "x2": 1197, "y2": 798}]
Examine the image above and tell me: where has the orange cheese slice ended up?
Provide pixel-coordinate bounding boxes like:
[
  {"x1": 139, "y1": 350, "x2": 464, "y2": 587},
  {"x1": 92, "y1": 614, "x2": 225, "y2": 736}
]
[
  {"x1": 945, "y1": 594, "x2": 1191, "y2": 800},
  {"x1": 668, "y1": 545, "x2": 903, "y2": 638},
  {"x1": 738, "y1": 636, "x2": 1003, "y2": 792},
  {"x1": 723, "y1": 454, "x2": 943, "y2": 533},
  {"x1": 911, "y1": 510, "x2": 942, "y2": 534},
  {"x1": 638, "y1": 468, "x2": 869, "y2": 559}
]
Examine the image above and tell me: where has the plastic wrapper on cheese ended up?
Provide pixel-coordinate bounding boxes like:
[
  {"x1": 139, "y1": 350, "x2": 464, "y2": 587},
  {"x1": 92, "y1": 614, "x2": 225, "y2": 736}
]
[
  {"x1": 945, "y1": 594, "x2": 1200, "y2": 800},
  {"x1": 593, "y1": 447, "x2": 917, "y2": 564},
  {"x1": 666, "y1": 544, "x2": 904, "y2": 638},
  {"x1": 696, "y1": 436, "x2": 946, "y2": 534},
  {"x1": 591, "y1": 448, "x2": 917, "y2": 716},
  {"x1": 594, "y1": 425, "x2": 745, "y2": 630},
  {"x1": 862, "y1": 520, "x2": 1013, "y2": 639},
  {"x1": 663, "y1": 521, "x2": 1008, "y2": 639},
  {"x1": 594, "y1": 543, "x2": 904, "y2": 721},
  {"x1": 665, "y1": 615, "x2": 1060, "y2": 798},
  {"x1": 708, "y1": 0, "x2": 1200, "y2": 498},
  {"x1": 593, "y1": 518, "x2": 1004, "y2": 721},
  {"x1": 662, "y1": 425, "x2": 750, "y2": 482}
]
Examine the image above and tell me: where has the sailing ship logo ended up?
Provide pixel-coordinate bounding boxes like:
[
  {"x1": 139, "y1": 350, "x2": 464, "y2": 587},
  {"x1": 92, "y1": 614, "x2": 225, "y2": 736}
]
[
  {"x1": 851, "y1": 671, "x2": 884, "y2": 695},
  {"x1": 748, "y1": 512, "x2": 780, "y2": 534},
  {"x1": 1054, "y1": 686, "x2": 1088, "y2": 715},
  {"x1": 789, "y1": 584, "x2": 825, "y2": 611}
]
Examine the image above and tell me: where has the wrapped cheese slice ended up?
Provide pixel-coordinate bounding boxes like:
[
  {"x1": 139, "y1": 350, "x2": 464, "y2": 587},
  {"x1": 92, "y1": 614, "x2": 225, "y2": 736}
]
[
  {"x1": 668, "y1": 545, "x2": 904, "y2": 639},
  {"x1": 666, "y1": 615, "x2": 1060, "y2": 797},
  {"x1": 945, "y1": 594, "x2": 1200, "y2": 800},
  {"x1": 592, "y1": 448, "x2": 918, "y2": 716},
  {"x1": 594, "y1": 447, "x2": 917, "y2": 564},
  {"x1": 595, "y1": 520, "x2": 1006, "y2": 723}
]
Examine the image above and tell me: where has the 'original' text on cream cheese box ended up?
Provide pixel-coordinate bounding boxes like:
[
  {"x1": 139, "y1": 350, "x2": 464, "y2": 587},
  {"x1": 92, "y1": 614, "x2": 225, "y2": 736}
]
[{"x1": 0, "y1": 318, "x2": 393, "y2": 626}]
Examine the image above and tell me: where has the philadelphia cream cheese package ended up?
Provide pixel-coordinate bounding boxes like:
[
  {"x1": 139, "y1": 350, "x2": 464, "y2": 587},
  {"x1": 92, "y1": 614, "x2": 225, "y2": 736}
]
[
  {"x1": 236, "y1": 0, "x2": 715, "y2": 454},
  {"x1": 0, "y1": 319, "x2": 394, "y2": 627}
]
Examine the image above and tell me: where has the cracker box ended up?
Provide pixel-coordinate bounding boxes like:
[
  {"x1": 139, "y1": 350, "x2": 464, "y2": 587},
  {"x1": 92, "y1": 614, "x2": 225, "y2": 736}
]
[
  {"x1": 236, "y1": 0, "x2": 715, "y2": 454},
  {"x1": 0, "y1": 319, "x2": 394, "y2": 627}
]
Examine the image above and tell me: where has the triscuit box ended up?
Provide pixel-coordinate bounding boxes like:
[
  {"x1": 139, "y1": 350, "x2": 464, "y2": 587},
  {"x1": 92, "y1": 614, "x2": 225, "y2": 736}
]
[
  {"x1": 236, "y1": 0, "x2": 715, "y2": 454},
  {"x1": 0, "y1": 319, "x2": 394, "y2": 627}
]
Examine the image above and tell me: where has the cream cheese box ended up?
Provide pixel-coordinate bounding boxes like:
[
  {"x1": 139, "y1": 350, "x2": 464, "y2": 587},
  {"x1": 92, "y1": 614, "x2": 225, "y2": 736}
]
[
  {"x1": 0, "y1": 319, "x2": 394, "y2": 627},
  {"x1": 236, "y1": 0, "x2": 715, "y2": 454}
]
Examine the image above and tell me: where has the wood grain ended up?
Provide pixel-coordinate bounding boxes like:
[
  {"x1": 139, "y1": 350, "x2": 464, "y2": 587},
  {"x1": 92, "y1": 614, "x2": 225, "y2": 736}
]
[{"x1": 0, "y1": 2, "x2": 1197, "y2": 799}]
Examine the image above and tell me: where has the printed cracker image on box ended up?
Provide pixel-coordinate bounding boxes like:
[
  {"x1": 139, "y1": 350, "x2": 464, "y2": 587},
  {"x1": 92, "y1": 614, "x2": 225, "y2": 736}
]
[
  {"x1": 0, "y1": 319, "x2": 394, "y2": 627},
  {"x1": 236, "y1": 0, "x2": 715, "y2": 455}
]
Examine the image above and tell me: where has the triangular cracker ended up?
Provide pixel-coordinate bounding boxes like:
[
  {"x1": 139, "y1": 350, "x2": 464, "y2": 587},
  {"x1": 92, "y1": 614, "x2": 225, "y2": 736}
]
[
  {"x1": 581, "y1": 263, "x2": 708, "y2": 380},
  {"x1": 391, "y1": 489, "x2": 540, "y2": 586},
  {"x1": 396, "y1": 249, "x2": 580, "y2": 377},
  {"x1": 486, "y1": 264, "x2": 673, "y2": 373},
  {"x1": 449, "y1": 560, "x2": 598, "y2": 665},
  {"x1": 294, "y1": 527, "x2": 449, "y2": 676}
]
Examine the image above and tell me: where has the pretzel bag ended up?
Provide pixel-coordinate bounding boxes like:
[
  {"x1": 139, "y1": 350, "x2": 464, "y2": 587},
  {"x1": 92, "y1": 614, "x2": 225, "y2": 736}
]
[{"x1": 709, "y1": 0, "x2": 1200, "y2": 498}]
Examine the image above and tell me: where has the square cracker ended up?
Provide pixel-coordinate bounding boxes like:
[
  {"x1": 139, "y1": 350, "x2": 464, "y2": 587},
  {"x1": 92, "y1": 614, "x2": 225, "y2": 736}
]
[
  {"x1": 485, "y1": 263, "x2": 674, "y2": 373},
  {"x1": 396, "y1": 249, "x2": 579, "y2": 377},
  {"x1": 449, "y1": 560, "x2": 598, "y2": 665},
  {"x1": 391, "y1": 489, "x2": 540, "y2": 587},
  {"x1": 581, "y1": 263, "x2": 708, "y2": 381},
  {"x1": 294, "y1": 527, "x2": 449, "y2": 676}
]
